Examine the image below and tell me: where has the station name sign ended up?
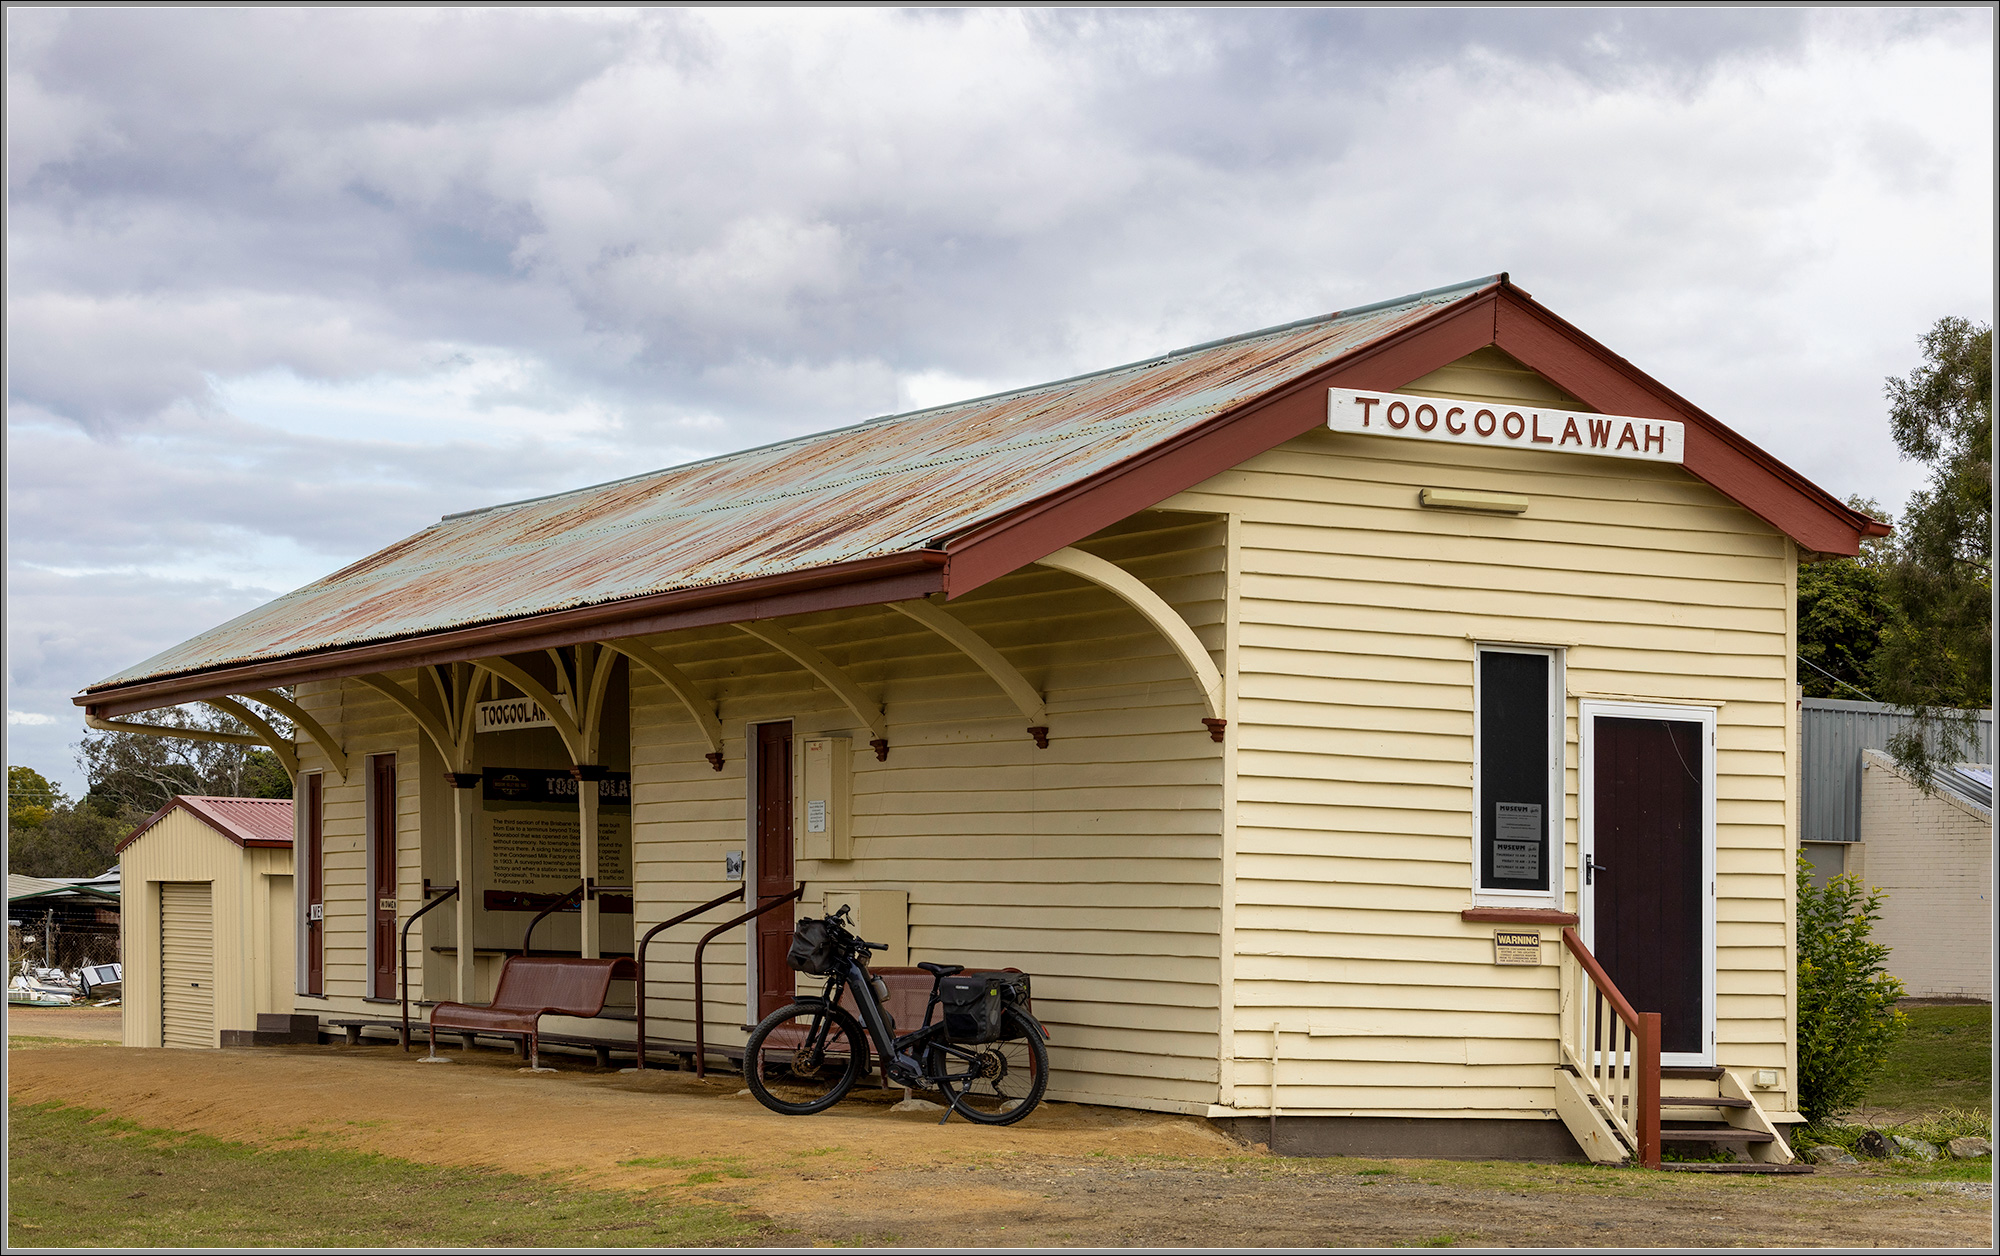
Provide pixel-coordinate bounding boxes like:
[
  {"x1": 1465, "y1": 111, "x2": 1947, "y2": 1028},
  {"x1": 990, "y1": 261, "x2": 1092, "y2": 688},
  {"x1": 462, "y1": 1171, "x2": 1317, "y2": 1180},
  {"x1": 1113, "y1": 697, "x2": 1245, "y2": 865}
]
[
  {"x1": 476, "y1": 695, "x2": 571, "y2": 735},
  {"x1": 1328, "y1": 388, "x2": 1684, "y2": 464}
]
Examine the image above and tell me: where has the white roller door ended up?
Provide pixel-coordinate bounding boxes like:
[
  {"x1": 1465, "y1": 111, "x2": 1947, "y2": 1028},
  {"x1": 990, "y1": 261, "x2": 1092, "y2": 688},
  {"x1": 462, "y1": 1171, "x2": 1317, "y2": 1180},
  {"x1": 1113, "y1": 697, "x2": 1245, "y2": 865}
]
[{"x1": 160, "y1": 882, "x2": 215, "y2": 1049}]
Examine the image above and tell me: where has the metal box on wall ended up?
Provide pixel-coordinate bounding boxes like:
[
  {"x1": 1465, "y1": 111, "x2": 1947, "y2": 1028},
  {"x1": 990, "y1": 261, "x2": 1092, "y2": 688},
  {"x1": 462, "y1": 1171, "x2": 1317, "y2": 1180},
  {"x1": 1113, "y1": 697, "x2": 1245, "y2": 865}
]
[{"x1": 795, "y1": 733, "x2": 853, "y2": 861}]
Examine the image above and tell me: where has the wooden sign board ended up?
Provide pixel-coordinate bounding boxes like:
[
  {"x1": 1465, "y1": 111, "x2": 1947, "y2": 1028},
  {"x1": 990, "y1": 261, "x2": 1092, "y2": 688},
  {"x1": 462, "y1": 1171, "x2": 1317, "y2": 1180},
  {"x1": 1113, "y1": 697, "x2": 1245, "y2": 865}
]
[
  {"x1": 1329, "y1": 387, "x2": 1686, "y2": 464},
  {"x1": 1493, "y1": 929, "x2": 1543, "y2": 966}
]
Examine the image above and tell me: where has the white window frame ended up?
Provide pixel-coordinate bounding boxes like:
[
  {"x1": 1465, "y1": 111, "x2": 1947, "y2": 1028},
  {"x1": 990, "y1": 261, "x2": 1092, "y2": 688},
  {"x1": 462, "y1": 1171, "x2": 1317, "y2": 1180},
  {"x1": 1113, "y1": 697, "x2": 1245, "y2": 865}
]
[
  {"x1": 1579, "y1": 699, "x2": 1718, "y2": 1069},
  {"x1": 1471, "y1": 643, "x2": 1566, "y2": 909}
]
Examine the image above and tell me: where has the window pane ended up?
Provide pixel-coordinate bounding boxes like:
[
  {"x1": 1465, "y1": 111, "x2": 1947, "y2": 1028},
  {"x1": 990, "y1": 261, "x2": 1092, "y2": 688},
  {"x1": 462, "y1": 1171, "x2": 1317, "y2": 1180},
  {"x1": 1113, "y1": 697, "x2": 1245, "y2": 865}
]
[{"x1": 1480, "y1": 650, "x2": 1550, "y2": 892}]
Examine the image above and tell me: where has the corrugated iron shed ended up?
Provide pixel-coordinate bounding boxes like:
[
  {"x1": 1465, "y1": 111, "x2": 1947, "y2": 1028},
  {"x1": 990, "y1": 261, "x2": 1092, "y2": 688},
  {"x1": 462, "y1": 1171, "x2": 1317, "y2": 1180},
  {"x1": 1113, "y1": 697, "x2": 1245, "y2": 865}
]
[
  {"x1": 1801, "y1": 697, "x2": 1995, "y2": 842},
  {"x1": 89, "y1": 278, "x2": 1495, "y2": 691}
]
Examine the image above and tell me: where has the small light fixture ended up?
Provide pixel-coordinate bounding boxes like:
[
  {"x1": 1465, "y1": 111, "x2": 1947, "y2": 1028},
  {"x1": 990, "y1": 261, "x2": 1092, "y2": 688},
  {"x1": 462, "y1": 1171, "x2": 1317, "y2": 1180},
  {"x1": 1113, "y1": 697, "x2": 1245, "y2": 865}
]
[
  {"x1": 1419, "y1": 487, "x2": 1529, "y2": 514},
  {"x1": 1752, "y1": 1069, "x2": 1780, "y2": 1089}
]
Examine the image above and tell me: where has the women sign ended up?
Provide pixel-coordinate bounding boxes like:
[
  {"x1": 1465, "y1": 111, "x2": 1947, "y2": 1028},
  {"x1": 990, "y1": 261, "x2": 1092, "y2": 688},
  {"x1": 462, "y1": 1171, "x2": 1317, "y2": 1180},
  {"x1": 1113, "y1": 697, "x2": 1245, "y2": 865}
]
[{"x1": 1328, "y1": 387, "x2": 1684, "y2": 464}]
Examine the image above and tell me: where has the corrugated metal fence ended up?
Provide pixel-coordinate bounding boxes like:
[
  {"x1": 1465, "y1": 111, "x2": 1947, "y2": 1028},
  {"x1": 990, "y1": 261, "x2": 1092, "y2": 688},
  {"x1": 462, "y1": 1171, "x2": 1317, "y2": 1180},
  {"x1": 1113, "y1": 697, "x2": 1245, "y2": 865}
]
[{"x1": 1801, "y1": 698, "x2": 1994, "y2": 843}]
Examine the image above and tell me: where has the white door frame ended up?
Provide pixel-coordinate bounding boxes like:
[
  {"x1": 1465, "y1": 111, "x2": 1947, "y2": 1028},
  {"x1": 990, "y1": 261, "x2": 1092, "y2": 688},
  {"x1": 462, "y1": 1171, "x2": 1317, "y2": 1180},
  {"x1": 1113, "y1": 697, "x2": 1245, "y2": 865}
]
[{"x1": 1578, "y1": 699, "x2": 1717, "y2": 1069}]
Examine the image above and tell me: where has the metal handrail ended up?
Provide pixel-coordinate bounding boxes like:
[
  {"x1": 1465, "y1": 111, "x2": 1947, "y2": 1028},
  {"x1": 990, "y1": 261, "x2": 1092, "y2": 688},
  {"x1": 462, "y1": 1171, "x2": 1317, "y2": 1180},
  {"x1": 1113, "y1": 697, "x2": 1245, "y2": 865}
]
[
  {"x1": 520, "y1": 882, "x2": 587, "y2": 955},
  {"x1": 399, "y1": 882, "x2": 460, "y2": 1052},
  {"x1": 629, "y1": 885, "x2": 745, "y2": 1071},
  {"x1": 693, "y1": 886, "x2": 804, "y2": 1078}
]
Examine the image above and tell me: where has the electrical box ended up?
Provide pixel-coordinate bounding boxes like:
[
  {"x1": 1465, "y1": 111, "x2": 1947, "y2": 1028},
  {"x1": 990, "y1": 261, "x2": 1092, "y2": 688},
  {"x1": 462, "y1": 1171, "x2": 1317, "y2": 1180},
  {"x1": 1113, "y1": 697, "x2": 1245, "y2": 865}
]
[
  {"x1": 817, "y1": 887, "x2": 908, "y2": 967},
  {"x1": 795, "y1": 734, "x2": 853, "y2": 861}
]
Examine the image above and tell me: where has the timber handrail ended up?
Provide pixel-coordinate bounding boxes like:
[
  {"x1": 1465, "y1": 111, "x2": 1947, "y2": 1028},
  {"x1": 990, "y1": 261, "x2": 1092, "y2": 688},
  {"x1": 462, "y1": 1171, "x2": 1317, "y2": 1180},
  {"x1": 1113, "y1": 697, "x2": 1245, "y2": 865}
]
[
  {"x1": 630, "y1": 885, "x2": 745, "y2": 1071},
  {"x1": 399, "y1": 882, "x2": 460, "y2": 1052},
  {"x1": 1559, "y1": 927, "x2": 1660, "y2": 1168},
  {"x1": 521, "y1": 882, "x2": 587, "y2": 956},
  {"x1": 692, "y1": 887, "x2": 804, "y2": 1078}
]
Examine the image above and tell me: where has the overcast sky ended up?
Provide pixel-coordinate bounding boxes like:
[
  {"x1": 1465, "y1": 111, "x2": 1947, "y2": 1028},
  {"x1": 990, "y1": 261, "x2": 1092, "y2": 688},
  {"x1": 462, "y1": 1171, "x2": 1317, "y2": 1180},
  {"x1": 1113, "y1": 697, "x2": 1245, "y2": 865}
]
[{"x1": 6, "y1": 7, "x2": 1994, "y2": 793}]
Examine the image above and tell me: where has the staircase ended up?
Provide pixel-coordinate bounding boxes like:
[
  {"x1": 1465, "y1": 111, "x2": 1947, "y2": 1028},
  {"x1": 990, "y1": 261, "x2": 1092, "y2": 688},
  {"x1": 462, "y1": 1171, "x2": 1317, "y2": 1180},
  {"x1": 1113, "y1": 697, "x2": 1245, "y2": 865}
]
[
  {"x1": 1657, "y1": 1065, "x2": 1802, "y2": 1172},
  {"x1": 1552, "y1": 929, "x2": 1798, "y2": 1171}
]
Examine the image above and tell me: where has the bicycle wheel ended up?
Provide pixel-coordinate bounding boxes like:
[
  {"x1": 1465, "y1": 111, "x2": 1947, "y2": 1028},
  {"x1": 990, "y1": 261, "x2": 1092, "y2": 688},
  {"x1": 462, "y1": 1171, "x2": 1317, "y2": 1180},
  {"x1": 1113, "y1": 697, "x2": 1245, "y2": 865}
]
[
  {"x1": 744, "y1": 1001, "x2": 869, "y2": 1116},
  {"x1": 939, "y1": 1007, "x2": 1048, "y2": 1126}
]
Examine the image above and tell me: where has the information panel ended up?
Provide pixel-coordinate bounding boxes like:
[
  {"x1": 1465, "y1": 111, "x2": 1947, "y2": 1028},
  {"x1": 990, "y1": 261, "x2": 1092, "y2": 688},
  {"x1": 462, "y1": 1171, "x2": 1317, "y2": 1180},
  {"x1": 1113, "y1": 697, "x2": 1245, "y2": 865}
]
[{"x1": 478, "y1": 767, "x2": 632, "y2": 915}]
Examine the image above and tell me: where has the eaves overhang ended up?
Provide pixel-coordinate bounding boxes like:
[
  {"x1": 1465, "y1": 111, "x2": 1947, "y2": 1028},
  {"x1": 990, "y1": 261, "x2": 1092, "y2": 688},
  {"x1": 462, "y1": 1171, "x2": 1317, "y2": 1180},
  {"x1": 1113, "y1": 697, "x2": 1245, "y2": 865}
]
[
  {"x1": 81, "y1": 550, "x2": 947, "y2": 718},
  {"x1": 73, "y1": 274, "x2": 1882, "y2": 718}
]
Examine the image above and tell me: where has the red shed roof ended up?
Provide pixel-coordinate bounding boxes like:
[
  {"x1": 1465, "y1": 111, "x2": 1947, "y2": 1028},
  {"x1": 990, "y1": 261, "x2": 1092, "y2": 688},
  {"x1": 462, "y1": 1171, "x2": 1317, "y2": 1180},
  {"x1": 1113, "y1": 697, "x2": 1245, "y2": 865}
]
[{"x1": 118, "y1": 795, "x2": 294, "y2": 854}]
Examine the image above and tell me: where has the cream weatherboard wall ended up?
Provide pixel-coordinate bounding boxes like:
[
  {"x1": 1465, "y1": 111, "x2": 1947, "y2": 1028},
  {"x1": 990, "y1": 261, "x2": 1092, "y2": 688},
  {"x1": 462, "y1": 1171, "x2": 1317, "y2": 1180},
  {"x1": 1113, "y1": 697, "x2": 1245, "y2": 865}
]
[
  {"x1": 624, "y1": 512, "x2": 1230, "y2": 1113},
  {"x1": 292, "y1": 676, "x2": 429, "y2": 1011},
  {"x1": 1162, "y1": 346, "x2": 1801, "y2": 1123},
  {"x1": 273, "y1": 347, "x2": 1803, "y2": 1127},
  {"x1": 120, "y1": 810, "x2": 295, "y2": 1048}
]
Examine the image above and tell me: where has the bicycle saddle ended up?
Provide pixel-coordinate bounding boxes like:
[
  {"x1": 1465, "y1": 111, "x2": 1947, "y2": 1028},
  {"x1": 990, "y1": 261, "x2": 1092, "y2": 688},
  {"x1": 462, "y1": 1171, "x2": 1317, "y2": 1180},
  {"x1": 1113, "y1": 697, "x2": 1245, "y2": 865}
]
[{"x1": 918, "y1": 962, "x2": 964, "y2": 978}]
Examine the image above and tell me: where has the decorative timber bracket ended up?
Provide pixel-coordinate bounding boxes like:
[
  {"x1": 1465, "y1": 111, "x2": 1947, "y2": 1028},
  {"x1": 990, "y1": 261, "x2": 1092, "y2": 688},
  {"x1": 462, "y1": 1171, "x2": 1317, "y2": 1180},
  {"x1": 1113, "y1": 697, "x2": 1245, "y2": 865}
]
[
  {"x1": 1033, "y1": 546, "x2": 1226, "y2": 743},
  {"x1": 734, "y1": 620, "x2": 890, "y2": 759},
  {"x1": 889, "y1": 598, "x2": 1050, "y2": 748}
]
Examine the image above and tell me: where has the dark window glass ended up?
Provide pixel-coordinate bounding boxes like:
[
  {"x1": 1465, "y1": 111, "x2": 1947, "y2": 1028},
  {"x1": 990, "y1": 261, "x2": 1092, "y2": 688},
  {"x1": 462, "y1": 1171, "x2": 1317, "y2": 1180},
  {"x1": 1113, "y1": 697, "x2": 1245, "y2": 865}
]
[{"x1": 1480, "y1": 650, "x2": 1551, "y2": 892}]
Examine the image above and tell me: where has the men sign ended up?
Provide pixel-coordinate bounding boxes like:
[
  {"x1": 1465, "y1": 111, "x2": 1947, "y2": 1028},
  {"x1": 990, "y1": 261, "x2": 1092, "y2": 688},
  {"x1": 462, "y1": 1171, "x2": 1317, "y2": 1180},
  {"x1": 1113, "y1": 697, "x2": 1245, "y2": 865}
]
[{"x1": 1329, "y1": 387, "x2": 1685, "y2": 464}]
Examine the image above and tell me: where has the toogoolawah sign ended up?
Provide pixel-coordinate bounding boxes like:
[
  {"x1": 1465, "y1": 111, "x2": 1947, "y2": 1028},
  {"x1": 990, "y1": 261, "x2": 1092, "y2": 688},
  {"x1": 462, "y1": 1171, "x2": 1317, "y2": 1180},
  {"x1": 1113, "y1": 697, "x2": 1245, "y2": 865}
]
[{"x1": 1329, "y1": 388, "x2": 1684, "y2": 463}]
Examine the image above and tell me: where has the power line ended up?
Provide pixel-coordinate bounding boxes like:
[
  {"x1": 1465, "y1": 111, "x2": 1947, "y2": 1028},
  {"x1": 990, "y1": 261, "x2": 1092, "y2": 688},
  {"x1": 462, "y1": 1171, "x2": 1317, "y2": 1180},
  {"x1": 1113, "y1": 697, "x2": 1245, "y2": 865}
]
[{"x1": 1798, "y1": 653, "x2": 1875, "y2": 702}]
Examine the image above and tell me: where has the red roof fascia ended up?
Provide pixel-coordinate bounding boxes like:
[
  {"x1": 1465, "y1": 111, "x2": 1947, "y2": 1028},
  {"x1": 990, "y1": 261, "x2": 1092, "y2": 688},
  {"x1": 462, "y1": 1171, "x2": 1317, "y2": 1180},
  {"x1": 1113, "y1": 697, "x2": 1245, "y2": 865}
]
[
  {"x1": 1489, "y1": 291, "x2": 1887, "y2": 555},
  {"x1": 942, "y1": 282, "x2": 1881, "y2": 594},
  {"x1": 941, "y1": 288, "x2": 1506, "y2": 595},
  {"x1": 117, "y1": 794, "x2": 295, "y2": 854}
]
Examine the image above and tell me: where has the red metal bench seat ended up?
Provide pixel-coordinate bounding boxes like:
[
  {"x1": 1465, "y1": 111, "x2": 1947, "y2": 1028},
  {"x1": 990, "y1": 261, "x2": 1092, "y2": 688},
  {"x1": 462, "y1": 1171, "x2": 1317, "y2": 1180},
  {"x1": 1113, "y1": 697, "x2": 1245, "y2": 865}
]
[{"x1": 429, "y1": 955, "x2": 640, "y2": 1070}]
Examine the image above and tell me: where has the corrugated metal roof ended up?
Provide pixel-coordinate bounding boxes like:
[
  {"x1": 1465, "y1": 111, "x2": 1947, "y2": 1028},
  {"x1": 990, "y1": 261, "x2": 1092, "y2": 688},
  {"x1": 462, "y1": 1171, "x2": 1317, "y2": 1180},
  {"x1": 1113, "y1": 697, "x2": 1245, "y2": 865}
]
[
  {"x1": 120, "y1": 795, "x2": 295, "y2": 852},
  {"x1": 89, "y1": 277, "x2": 1498, "y2": 691}
]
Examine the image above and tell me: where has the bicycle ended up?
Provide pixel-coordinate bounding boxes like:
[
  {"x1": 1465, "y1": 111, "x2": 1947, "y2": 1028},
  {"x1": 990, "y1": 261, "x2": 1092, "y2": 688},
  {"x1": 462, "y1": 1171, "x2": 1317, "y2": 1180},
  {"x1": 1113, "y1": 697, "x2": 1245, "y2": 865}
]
[{"x1": 741, "y1": 905, "x2": 1050, "y2": 1125}]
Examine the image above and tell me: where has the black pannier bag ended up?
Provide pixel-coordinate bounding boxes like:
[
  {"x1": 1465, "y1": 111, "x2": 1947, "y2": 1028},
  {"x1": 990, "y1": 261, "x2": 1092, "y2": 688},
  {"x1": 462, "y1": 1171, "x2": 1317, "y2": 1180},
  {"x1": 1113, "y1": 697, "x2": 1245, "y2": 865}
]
[
  {"x1": 939, "y1": 971, "x2": 1032, "y2": 1044},
  {"x1": 787, "y1": 918, "x2": 839, "y2": 975}
]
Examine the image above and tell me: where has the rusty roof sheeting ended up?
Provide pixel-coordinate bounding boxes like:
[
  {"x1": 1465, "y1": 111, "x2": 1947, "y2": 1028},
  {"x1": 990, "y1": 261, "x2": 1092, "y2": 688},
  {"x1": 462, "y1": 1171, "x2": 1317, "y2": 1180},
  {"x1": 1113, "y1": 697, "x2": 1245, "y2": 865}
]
[{"x1": 88, "y1": 279, "x2": 1497, "y2": 691}]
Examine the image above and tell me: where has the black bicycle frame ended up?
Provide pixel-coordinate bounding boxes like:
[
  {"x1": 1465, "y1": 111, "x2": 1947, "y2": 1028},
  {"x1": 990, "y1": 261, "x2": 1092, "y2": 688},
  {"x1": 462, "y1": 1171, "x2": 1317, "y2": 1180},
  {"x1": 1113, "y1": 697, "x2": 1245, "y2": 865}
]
[{"x1": 824, "y1": 956, "x2": 904, "y2": 1062}]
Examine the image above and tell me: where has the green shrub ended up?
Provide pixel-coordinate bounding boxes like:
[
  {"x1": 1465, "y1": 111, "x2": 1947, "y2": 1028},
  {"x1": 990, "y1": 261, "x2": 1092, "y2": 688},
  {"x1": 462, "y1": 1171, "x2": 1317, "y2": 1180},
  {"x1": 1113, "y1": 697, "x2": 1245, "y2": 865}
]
[{"x1": 1796, "y1": 852, "x2": 1908, "y2": 1124}]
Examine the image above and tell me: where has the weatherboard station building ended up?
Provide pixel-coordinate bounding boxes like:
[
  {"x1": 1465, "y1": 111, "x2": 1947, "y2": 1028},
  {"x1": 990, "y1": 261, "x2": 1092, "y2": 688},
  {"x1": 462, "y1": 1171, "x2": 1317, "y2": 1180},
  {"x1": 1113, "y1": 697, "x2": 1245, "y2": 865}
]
[{"x1": 82, "y1": 275, "x2": 1883, "y2": 1162}]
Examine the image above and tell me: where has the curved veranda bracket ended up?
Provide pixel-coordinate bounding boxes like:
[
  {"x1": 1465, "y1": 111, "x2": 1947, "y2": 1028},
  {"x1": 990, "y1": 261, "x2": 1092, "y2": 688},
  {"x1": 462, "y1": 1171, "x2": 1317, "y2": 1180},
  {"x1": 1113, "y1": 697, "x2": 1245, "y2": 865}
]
[
  {"x1": 355, "y1": 674, "x2": 468, "y2": 767},
  {"x1": 1033, "y1": 546, "x2": 1226, "y2": 741},
  {"x1": 600, "y1": 639, "x2": 726, "y2": 770},
  {"x1": 889, "y1": 599, "x2": 1049, "y2": 747},
  {"x1": 203, "y1": 696, "x2": 300, "y2": 780},
  {"x1": 242, "y1": 689, "x2": 349, "y2": 780},
  {"x1": 474, "y1": 657, "x2": 587, "y2": 764},
  {"x1": 84, "y1": 694, "x2": 307, "y2": 782},
  {"x1": 734, "y1": 620, "x2": 890, "y2": 759}
]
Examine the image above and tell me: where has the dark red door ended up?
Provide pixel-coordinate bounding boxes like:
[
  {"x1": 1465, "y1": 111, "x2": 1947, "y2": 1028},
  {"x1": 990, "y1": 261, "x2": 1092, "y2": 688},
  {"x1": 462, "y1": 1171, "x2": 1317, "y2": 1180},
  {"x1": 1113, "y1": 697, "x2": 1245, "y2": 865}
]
[
  {"x1": 304, "y1": 772, "x2": 324, "y2": 995},
  {"x1": 1590, "y1": 716, "x2": 1705, "y2": 1056},
  {"x1": 755, "y1": 722, "x2": 795, "y2": 1020},
  {"x1": 370, "y1": 754, "x2": 398, "y2": 1000}
]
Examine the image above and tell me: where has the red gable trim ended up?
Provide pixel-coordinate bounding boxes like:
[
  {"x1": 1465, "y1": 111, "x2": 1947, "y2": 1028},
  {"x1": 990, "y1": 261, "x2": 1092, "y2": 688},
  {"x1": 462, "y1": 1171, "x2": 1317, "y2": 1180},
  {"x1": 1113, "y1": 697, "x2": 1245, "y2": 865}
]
[
  {"x1": 1488, "y1": 293, "x2": 1886, "y2": 555},
  {"x1": 117, "y1": 795, "x2": 295, "y2": 855},
  {"x1": 942, "y1": 282, "x2": 1880, "y2": 594},
  {"x1": 943, "y1": 289, "x2": 1506, "y2": 594}
]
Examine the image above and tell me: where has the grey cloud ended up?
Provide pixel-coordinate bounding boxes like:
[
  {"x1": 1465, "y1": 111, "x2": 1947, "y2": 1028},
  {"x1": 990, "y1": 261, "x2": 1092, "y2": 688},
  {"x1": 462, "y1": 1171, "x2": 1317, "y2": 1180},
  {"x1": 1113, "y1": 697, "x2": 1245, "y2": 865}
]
[{"x1": 4, "y1": 7, "x2": 1990, "y2": 790}]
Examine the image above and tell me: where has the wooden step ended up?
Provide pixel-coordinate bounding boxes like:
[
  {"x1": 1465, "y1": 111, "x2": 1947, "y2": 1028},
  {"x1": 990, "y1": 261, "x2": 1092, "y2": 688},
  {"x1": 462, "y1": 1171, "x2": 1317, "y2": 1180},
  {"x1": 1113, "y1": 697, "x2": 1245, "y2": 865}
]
[
  {"x1": 1660, "y1": 1162, "x2": 1813, "y2": 1175},
  {"x1": 1660, "y1": 1127, "x2": 1772, "y2": 1144},
  {"x1": 1660, "y1": 1065, "x2": 1726, "y2": 1080},
  {"x1": 1660, "y1": 1095, "x2": 1753, "y2": 1109}
]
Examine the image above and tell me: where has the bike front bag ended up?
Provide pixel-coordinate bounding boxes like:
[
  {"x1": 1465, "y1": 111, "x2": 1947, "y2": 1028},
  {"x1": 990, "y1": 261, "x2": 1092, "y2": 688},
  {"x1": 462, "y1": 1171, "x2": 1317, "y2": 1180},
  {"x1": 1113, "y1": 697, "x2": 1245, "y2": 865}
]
[
  {"x1": 786, "y1": 918, "x2": 839, "y2": 976},
  {"x1": 939, "y1": 971, "x2": 1031, "y2": 1044}
]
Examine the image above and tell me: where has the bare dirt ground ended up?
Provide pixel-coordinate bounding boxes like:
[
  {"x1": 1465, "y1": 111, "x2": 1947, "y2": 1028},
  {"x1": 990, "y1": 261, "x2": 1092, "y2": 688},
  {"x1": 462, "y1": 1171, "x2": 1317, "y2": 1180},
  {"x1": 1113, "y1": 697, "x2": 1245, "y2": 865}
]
[
  {"x1": 6, "y1": 1005, "x2": 121, "y2": 1042},
  {"x1": 8, "y1": 1039, "x2": 1992, "y2": 1248}
]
